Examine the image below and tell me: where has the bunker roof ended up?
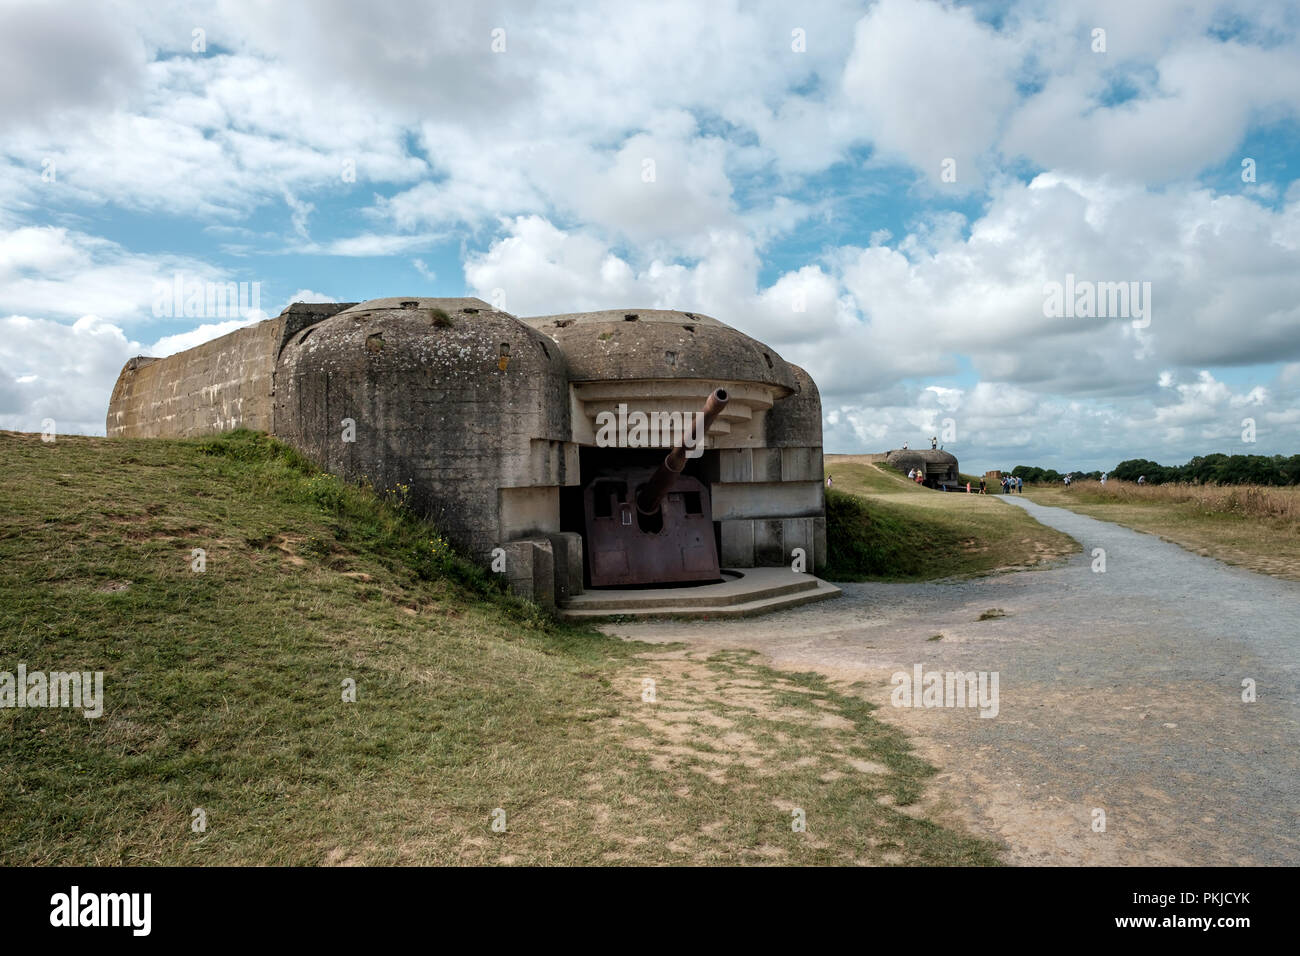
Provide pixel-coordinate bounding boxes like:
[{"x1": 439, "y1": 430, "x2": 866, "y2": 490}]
[
  {"x1": 521, "y1": 308, "x2": 799, "y2": 393},
  {"x1": 885, "y1": 448, "x2": 959, "y2": 469},
  {"x1": 337, "y1": 296, "x2": 497, "y2": 316}
]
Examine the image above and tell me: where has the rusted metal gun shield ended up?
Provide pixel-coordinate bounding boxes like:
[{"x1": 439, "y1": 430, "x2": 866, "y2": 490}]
[{"x1": 584, "y1": 470, "x2": 719, "y2": 587}]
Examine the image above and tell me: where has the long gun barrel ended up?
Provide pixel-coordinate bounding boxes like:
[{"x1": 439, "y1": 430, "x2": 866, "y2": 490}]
[{"x1": 636, "y1": 388, "x2": 729, "y2": 515}]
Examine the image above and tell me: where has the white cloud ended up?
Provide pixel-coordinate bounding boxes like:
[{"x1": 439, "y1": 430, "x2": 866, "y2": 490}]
[
  {"x1": 290, "y1": 233, "x2": 446, "y2": 257},
  {"x1": 0, "y1": 0, "x2": 147, "y2": 130},
  {"x1": 282, "y1": 290, "x2": 336, "y2": 309},
  {"x1": 148, "y1": 316, "x2": 264, "y2": 357},
  {"x1": 461, "y1": 173, "x2": 1300, "y2": 471},
  {"x1": 0, "y1": 226, "x2": 226, "y2": 322},
  {"x1": 1002, "y1": 38, "x2": 1300, "y2": 183},
  {"x1": 842, "y1": 0, "x2": 1021, "y2": 188},
  {"x1": 0, "y1": 314, "x2": 137, "y2": 435},
  {"x1": 2, "y1": 0, "x2": 1299, "y2": 472}
]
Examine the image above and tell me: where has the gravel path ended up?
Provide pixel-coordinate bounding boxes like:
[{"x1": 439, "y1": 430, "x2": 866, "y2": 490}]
[{"x1": 605, "y1": 497, "x2": 1300, "y2": 865}]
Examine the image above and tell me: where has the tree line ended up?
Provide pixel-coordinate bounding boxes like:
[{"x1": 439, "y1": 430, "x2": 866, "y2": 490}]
[{"x1": 1009, "y1": 453, "x2": 1300, "y2": 486}]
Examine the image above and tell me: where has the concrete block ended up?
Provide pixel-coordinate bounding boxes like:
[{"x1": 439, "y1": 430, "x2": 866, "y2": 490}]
[
  {"x1": 752, "y1": 447, "x2": 782, "y2": 482},
  {"x1": 813, "y1": 516, "x2": 827, "y2": 573},
  {"x1": 546, "y1": 531, "x2": 585, "y2": 602},
  {"x1": 717, "y1": 447, "x2": 753, "y2": 482},
  {"x1": 503, "y1": 538, "x2": 555, "y2": 606},
  {"x1": 720, "y1": 519, "x2": 755, "y2": 566},
  {"x1": 499, "y1": 486, "x2": 560, "y2": 540},
  {"x1": 711, "y1": 480, "x2": 822, "y2": 521},
  {"x1": 753, "y1": 519, "x2": 785, "y2": 566},
  {"x1": 782, "y1": 517, "x2": 813, "y2": 569},
  {"x1": 781, "y1": 446, "x2": 820, "y2": 482}
]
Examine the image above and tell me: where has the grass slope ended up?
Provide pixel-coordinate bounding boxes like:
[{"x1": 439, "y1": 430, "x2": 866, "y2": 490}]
[
  {"x1": 823, "y1": 461, "x2": 1078, "y2": 581},
  {"x1": 0, "y1": 431, "x2": 999, "y2": 866}
]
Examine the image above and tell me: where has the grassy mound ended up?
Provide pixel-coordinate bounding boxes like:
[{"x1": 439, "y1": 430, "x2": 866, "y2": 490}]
[
  {"x1": 825, "y1": 489, "x2": 966, "y2": 580},
  {"x1": 823, "y1": 461, "x2": 1078, "y2": 581},
  {"x1": 0, "y1": 430, "x2": 999, "y2": 865}
]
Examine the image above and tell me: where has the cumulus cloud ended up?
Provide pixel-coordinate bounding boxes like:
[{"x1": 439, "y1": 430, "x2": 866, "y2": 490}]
[
  {"x1": 467, "y1": 174, "x2": 1300, "y2": 399},
  {"x1": 282, "y1": 289, "x2": 336, "y2": 307},
  {"x1": 841, "y1": 0, "x2": 1021, "y2": 188},
  {"x1": 463, "y1": 170, "x2": 1300, "y2": 470},
  {"x1": 2, "y1": 0, "x2": 1298, "y2": 471},
  {"x1": 0, "y1": 0, "x2": 147, "y2": 130},
  {"x1": 147, "y1": 316, "x2": 264, "y2": 357},
  {"x1": 0, "y1": 314, "x2": 138, "y2": 435},
  {"x1": 0, "y1": 226, "x2": 227, "y2": 322},
  {"x1": 0, "y1": 53, "x2": 428, "y2": 223}
]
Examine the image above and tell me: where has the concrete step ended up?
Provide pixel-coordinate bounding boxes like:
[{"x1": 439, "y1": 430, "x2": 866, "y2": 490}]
[
  {"x1": 558, "y1": 572, "x2": 842, "y2": 621},
  {"x1": 563, "y1": 568, "x2": 820, "y2": 611}
]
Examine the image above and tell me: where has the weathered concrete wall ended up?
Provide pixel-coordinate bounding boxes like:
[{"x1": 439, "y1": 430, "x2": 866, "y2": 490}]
[
  {"x1": 107, "y1": 318, "x2": 282, "y2": 438},
  {"x1": 272, "y1": 298, "x2": 573, "y2": 561},
  {"x1": 106, "y1": 302, "x2": 351, "y2": 438},
  {"x1": 765, "y1": 365, "x2": 822, "y2": 449},
  {"x1": 711, "y1": 363, "x2": 826, "y2": 572}
]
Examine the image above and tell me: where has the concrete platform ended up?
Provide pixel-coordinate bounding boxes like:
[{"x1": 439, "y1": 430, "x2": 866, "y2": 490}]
[{"x1": 557, "y1": 568, "x2": 842, "y2": 620}]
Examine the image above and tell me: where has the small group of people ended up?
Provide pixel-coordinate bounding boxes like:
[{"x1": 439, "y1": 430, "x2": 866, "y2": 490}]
[
  {"x1": 999, "y1": 475, "x2": 1022, "y2": 494},
  {"x1": 906, "y1": 468, "x2": 926, "y2": 485}
]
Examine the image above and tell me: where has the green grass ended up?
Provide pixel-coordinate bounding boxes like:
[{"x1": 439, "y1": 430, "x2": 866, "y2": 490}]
[
  {"x1": 0, "y1": 430, "x2": 1000, "y2": 865},
  {"x1": 823, "y1": 461, "x2": 1079, "y2": 582}
]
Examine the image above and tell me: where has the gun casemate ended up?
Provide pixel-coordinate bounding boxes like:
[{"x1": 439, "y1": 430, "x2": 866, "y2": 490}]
[{"x1": 583, "y1": 389, "x2": 729, "y2": 588}]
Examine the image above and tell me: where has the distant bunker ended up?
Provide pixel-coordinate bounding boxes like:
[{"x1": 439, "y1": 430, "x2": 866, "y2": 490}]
[
  {"x1": 107, "y1": 298, "x2": 827, "y2": 604},
  {"x1": 885, "y1": 449, "x2": 960, "y2": 488}
]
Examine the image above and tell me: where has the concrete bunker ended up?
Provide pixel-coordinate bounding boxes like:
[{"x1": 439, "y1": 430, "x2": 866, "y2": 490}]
[
  {"x1": 107, "y1": 298, "x2": 830, "y2": 608},
  {"x1": 885, "y1": 448, "x2": 961, "y2": 488}
]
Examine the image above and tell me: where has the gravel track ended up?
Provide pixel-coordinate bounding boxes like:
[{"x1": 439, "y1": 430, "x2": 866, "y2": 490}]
[{"x1": 605, "y1": 496, "x2": 1300, "y2": 865}]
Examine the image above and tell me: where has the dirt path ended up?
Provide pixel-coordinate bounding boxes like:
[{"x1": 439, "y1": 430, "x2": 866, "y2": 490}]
[{"x1": 603, "y1": 497, "x2": 1300, "y2": 865}]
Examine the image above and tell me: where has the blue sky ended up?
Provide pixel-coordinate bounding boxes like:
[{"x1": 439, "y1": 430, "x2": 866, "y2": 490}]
[{"x1": 2, "y1": 0, "x2": 1299, "y2": 473}]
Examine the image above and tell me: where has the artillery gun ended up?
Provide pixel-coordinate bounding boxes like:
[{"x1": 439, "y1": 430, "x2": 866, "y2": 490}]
[{"x1": 582, "y1": 389, "x2": 728, "y2": 587}]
